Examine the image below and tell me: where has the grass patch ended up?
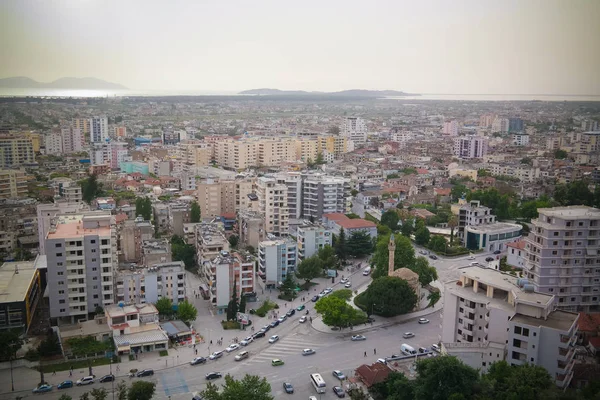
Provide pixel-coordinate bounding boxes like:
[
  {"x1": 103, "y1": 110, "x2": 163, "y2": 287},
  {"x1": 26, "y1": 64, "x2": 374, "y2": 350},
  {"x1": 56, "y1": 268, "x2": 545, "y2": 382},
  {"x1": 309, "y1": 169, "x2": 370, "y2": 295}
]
[
  {"x1": 159, "y1": 350, "x2": 168, "y2": 357},
  {"x1": 329, "y1": 289, "x2": 353, "y2": 301},
  {"x1": 36, "y1": 357, "x2": 115, "y2": 373},
  {"x1": 254, "y1": 300, "x2": 276, "y2": 317},
  {"x1": 354, "y1": 292, "x2": 368, "y2": 312},
  {"x1": 221, "y1": 321, "x2": 241, "y2": 330}
]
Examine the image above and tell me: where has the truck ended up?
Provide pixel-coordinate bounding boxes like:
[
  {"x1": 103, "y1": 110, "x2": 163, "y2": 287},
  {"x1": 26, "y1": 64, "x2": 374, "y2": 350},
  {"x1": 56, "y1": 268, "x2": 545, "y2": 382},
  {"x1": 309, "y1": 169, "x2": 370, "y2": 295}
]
[{"x1": 401, "y1": 343, "x2": 417, "y2": 355}]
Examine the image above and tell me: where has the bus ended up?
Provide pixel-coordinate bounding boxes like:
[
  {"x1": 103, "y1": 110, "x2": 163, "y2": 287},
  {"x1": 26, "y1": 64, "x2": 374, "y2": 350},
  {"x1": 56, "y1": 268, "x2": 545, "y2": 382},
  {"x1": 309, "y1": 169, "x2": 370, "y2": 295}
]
[{"x1": 310, "y1": 373, "x2": 326, "y2": 394}]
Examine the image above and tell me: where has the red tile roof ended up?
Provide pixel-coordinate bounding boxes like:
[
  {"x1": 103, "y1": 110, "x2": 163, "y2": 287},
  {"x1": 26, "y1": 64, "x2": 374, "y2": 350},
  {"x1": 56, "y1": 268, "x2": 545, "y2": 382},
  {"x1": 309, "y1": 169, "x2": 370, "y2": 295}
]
[
  {"x1": 336, "y1": 218, "x2": 377, "y2": 230},
  {"x1": 355, "y1": 363, "x2": 392, "y2": 387},
  {"x1": 434, "y1": 188, "x2": 451, "y2": 196},
  {"x1": 507, "y1": 240, "x2": 526, "y2": 250},
  {"x1": 417, "y1": 168, "x2": 430, "y2": 174},
  {"x1": 578, "y1": 313, "x2": 600, "y2": 332},
  {"x1": 323, "y1": 213, "x2": 348, "y2": 221},
  {"x1": 115, "y1": 213, "x2": 128, "y2": 224}
]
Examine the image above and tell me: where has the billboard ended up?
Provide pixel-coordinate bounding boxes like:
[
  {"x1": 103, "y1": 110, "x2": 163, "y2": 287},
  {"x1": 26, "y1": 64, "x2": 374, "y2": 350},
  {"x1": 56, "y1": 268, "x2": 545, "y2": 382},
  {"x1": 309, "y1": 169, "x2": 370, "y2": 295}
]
[{"x1": 237, "y1": 312, "x2": 250, "y2": 325}]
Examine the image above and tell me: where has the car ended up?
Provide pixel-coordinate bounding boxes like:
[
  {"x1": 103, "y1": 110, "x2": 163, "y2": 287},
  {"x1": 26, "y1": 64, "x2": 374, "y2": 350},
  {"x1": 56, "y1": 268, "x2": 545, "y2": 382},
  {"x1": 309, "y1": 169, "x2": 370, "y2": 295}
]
[
  {"x1": 277, "y1": 315, "x2": 287, "y2": 323},
  {"x1": 418, "y1": 347, "x2": 428, "y2": 353},
  {"x1": 418, "y1": 318, "x2": 430, "y2": 324},
  {"x1": 493, "y1": 250, "x2": 502, "y2": 255},
  {"x1": 205, "y1": 372, "x2": 222, "y2": 380},
  {"x1": 271, "y1": 358, "x2": 285, "y2": 366},
  {"x1": 429, "y1": 255, "x2": 438, "y2": 260},
  {"x1": 283, "y1": 382, "x2": 294, "y2": 394},
  {"x1": 234, "y1": 350, "x2": 249, "y2": 361},
  {"x1": 191, "y1": 356, "x2": 207, "y2": 365},
  {"x1": 419, "y1": 250, "x2": 428, "y2": 255},
  {"x1": 402, "y1": 332, "x2": 415, "y2": 338},
  {"x1": 344, "y1": 282, "x2": 352, "y2": 288},
  {"x1": 226, "y1": 343, "x2": 240, "y2": 352},
  {"x1": 253, "y1": 331, "x2": 266, "y2": 339},
  {"x1": 286, "y1": 309, "x2": 296, "y2": 317},
  {"x1": 485, "y1": 257, "x2": 494, "y2": 262},
  {"x1": 311, "y1": 295, "x2": 319, "y2": 302},
  {"x1": 33, "y1": 384, "x2": 53, "y2": 393},
  {"x1": 325, "y1": 287, "x2": 333, "y2": 294},
  {"x1": 76, "y1": 376, "x2": 95, "y2": 385},
  {"x1": 332, "y1": 370, "x2": 346, "y2": 380},
  {"x1": 388, "y1": 354, "x2": 403, "y2": 361},
  {"x1": 468, "y1": 255, "x2": 475, "y2": 260},
  {"x1": 431, "y1": 344, "x2": 441, "y2": 353},
  {"x1": 377, "y1": 358, "x2": 387, "y2": 364},
  {"x1": 351, "y1": 334, "x2": 367, "y2": 341},
  {"x1": 240, "y1": 336, "x2": 254, "y2": 346},
  {"x1": 309, "y1": 397, "x2": 318, "y2": 400},
  {"x1": 136, "y1": 369, "x2": 154, "y2": 377},
  {"x1": 192, "y1": 392, "x2": 203, "y2": 400},
  {"x1": 299, "y1": 316, "x2": 307, "y2": 323},
  {"x1": 209, "y1": 351, "x2": 224, "y2": 360},
  {"x1": 333, "y1": 386, "x2": 346, "y2": 398},
  {"x1": 57, "y1": 380, "x2": 73, "y2": 389},
  {"x1": 269, "y1": 335, "x2": 279, "y2": 343},
  {"x1": 302, "y1": 348, "x2": 316, "y2": 355},
  {"x1": 296, "y1": 304, "x2": 305, "y2": 311},
  {"x1": 269, "y1": 320, "x2": 280, "y2": 328},
  {"x1": 99, "y1": 374, "x2": 115, "y2": 383},
  {"x1": 340, "y1": 277, "x2": 349, "y2": 284},
  {"x1": 261, "y1": 325, "x2": 271, "y2": 332}
]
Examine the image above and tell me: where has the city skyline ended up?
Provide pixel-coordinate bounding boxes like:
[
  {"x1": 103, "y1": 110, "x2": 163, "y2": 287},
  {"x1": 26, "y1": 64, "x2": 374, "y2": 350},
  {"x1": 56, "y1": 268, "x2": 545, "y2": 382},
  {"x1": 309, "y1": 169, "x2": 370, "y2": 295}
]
[{"x1": 1, "y1": 0, "x2": 599, "y2": 95}]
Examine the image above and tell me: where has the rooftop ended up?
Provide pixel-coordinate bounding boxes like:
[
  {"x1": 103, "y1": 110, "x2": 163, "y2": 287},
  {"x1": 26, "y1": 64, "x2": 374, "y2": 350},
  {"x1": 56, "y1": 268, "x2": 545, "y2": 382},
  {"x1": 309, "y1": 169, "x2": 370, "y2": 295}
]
[
  {"x1": 538, "y1": 206, "x2": 600, "y2": 220},
  {"x1": 467, "y1": 222, "x2": 522, "y2": 234},
  {"x1": 577, "y1": 312, "x2": 600, "y2": 332},
  {"x1": 507, "y1": 240, "x2": 526, "y2": 250},
  {"x1": 511, "y1": 310, "x2": 579, "y2": 332},
  {"x1": 335, "y1": 218, "x2": 377, "y2": 230},
  {"x1": 0, "y1": 261, "x2": 38, "y2": 303},
  {"x1": 112, "y1": 325, "x2": 169, "y2": 347},
  {"x1": 47, "y1": 214, "x2": 112, "y2": 239}
]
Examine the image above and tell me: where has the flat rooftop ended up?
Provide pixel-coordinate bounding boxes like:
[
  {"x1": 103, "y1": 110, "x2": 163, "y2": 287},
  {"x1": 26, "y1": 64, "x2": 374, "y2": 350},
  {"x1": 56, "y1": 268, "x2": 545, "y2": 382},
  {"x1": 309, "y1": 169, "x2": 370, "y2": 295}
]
[
  {"x1": 511, "y1": 310, "x2": 579, "y2": 332},
  {"x1": 47, "y1": 214, "x2": 111, "y2": 239},
  {"x1": 467, "y1": 222, "x2": 522, "y2": 233},
  {"x1": 0, "y1": 261, "x2": 37, "y2": 303},
  {"x1": 538, "y1": 206, "x2": 600, "y2": 219}
]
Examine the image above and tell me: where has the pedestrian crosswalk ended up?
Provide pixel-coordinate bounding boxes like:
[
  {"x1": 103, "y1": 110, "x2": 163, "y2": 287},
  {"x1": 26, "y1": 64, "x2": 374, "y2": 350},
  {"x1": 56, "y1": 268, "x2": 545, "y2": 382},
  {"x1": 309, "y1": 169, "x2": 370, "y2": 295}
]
[{"x1": 240, "y1": 333, "x2": 320, "y2": 365}]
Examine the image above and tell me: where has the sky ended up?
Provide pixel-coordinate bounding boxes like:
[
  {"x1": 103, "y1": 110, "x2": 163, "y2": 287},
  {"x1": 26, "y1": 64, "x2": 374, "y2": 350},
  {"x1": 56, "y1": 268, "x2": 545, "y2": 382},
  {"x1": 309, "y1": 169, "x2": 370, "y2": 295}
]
[{"x1": 1, "y1": 0, "x2": 599, "y2": 94}]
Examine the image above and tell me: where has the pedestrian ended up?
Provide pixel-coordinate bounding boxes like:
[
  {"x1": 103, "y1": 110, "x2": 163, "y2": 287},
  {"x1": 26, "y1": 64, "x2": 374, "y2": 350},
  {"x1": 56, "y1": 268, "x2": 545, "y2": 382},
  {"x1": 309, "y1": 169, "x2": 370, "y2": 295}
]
[
  {"x1": 374, "y1": 348, "x2": 377, "y2": 355},
  {"x1": 69, "y1": 369, "x2": 73, "y2": 377},
  {"x1": 53, "y1": 370, "x2": 56, "y2": 375},
  {"x1": 364, "y1": 351, "x2": 367, "y2": 357},
  {"x1": 210, "y1": 340, "x2": 213, "y2": 345},
  {"x1": 116, "y1": 365, "x2": 120, "y2": 372},
  {"x1": 193, "y1": 344, "x2": 196, "y2": 349},
  {"x1": 195, "y1": 349, "x2": 198, "y2": 355}
]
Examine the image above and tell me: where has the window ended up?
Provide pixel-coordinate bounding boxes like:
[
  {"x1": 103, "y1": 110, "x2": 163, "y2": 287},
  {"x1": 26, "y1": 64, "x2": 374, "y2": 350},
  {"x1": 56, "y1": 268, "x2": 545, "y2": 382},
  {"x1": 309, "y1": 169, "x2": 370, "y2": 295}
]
[
  {"x1": 91, "y1": 249, "x2": 96, "y2": 253},
  {"x1": 56, "y1": 253, "x2": 63, "y2": 257},
  {"x1": 57, "y1": 262, "x2": 63, "y2": 266},
  {"x1": 58, "y1": 281, "x2": 64, "y2": 285},
  {"x1": 514, "y1": 326, "x2": 522, "y2": 334},
  {"x1": 553, "y1": 232, "x2": 559, "y2": 237},
  {"x1": 55, "y1": 243, "x2": 62, "y2": 248},
  {"x1": 60, "y1": 309, "x2": 66, "y2": 313},
  {"x1": 58, "y1": 290, "x2": 64, "y2": 294},
  {"x1": 57, "y1": 271, "x2": 63, "y2": 276},
  {"x1": 91, "y1": 240, "x2": 96, "y2": 244}
]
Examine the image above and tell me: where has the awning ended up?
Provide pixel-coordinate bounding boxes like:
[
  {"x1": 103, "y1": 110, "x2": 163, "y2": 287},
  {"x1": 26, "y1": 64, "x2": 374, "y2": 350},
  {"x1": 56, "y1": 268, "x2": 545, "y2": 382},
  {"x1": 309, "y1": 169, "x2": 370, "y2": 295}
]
[{"x1": 117, "y1": 345, "x2": 130, "y2": 352}]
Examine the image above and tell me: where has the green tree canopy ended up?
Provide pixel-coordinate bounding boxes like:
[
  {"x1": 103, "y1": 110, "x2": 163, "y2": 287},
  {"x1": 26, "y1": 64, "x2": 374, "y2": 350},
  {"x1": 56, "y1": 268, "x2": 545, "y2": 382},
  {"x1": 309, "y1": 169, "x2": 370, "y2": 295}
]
[
  {"x1": 127, "y1": 381, "x2": 156, "y2": 400},
  {"x1": 135, "y1": 197, "x2": 152, "y2": 221},
  {"x1": 347, "y1": 231, "x2": 374, "y2": 258},
  {"x1": 414, "y1": 226, "x2": 430, "y2": 246},
  {"x1": 80, "y1": 174, "x2": 105, "y2": 204},
  {"x1": 226, "y1": 280, "x2": 239, "y2": 322},
  {"x1": 370, "y1": 371, "x2": 415, "y2": 400},
  {"x1": 90, "y1": 388, "x2": 108, "y2": 400},
  {"x1": 279, "y1": 273, "x2": 296, "y2": 296},
  {"x1": 177, "y1": 300, "x2": 197, "y2": 324},
  {"x1": 228, "y1": 234, "x2": 239, "y2": 248},
  {"x1": 428, "y1": 235, "x2": 447, "y2": 253},
  {"x1": 201, "y1": 374, "x2": 273, "y2": 400},
  {"x1": 238, "y1": 294, "x2": 247, "y2": 314},
  {"x1": 315, "y1": 295, "x2": 365, "y2": 329},
  {"x1": 335, "y1": 227, "x2": 348, "y2": 265},
  {"x1": 401, "y1": 218, "x2": 415, "y2": 237},
  {"x1": 360, "y1": 276, "x2": 417, "y2": 317},
  {"x1": 155, "y1": 297, "x2": 173, "y2": 317},
  {"x1": 372, "y1": 234, "x2": 416, "y2": 279},
  {"x1": 317, "y1": 245, "x2": 337, "y2": 269},
  {"x1": 191, "y1": 201, "x2": 201, "y2": 223},
  {"x1": 381, "y1": 209, "x2": 400, "y2": 231},
  {"x1": 553, "y1": 180, "x2": 595, "y2": 207},
  {"x1": 171, "y1": 236, "x2": 196, "y2": 270},
  {"x1": 413, "y1": 356, "x2": 479, "y2": 400},
  {"x1": 412, "y1": 257, "x2": 438, "y2": 287},
  {"x1": 295, "y1": 255, "x2": 323, "y2": 284},
  {"x1": 0, "y1": 330, "x2": 24, "y2": 361},
  {"x1": 554, "y1": 149, "x2": 568, "y2": 159},
  {"x1": 483, "y1": 361, "x2": 554, "y2": 400}
]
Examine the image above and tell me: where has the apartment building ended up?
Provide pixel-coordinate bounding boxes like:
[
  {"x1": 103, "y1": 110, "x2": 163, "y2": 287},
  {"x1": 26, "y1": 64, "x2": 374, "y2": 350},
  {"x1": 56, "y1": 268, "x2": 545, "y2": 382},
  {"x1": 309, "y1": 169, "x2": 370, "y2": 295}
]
[
  {"x1": 54, "y1": 178, "x2": 83, "y2": 203},
  {"x1": 295, "y1": 138, "x2": 319, "y2": 162},
  {"x1": 0, "y1": 135, "x2": 35, "y2": 167},
  {"x1": 116, "y1": 261, "x2": 186, "y2": 305},
  {"x1": 238, "y1": 211, "x2": 266, "y2": 249},
  {"x1": 90, "y1": 116, "x2": 109, "y2": 143},
  {"x1": 443, "y1": 120, "x2": 459, "y2": 136},
  {"x1": 491, "y1": 117, "x2": 509, "y2": 133},
  {"x1": 196, "y1": 222, "x2": 229, "y2": 264},
  {"x1": 0, "y1": 199, "x2": 38, "y2": 254},
  {"x1": 256, "y1": 176, "x2": 288, "y2": 236},
  {"x1": 512, "y1": 133, "x2": 530, "y2": 146},
  {"x1": 274, "y1": 172, "x2": 303, "y2": 219},
  {"x1": 37, "y1": 201, "x2": 89, "y2": 255},
  {"x1": 318, "y1": 135, "x2": 347, "y2": 160},
  {"x1": 141, "y1": 239, "x2": 172, "y2": 267},
  {"x1": 523, "y1": 206, "x2": 600, "y2": 312},
  {"x1": 257, "y1": 138, "x2": 297, "y2": 166},
  {"x1": 119, "y1": 218, "x2": 154, "y2": 263},
  {"x1": 72, "y1": 118, "x2": 90, "y2": 137},
  {"x1": 297, "y1": 222, "x2": 332, "y2": 261},
  {"x1": 195, "y1": 177, "x2": 255, "y2": 218},
  {"x1": 442, "y1": 266, "x2": 579, "y2": 388},
  {"x1": 0, "y1": 260, "x2": 42, "y2": 333},
  {"x1": 342, "y1": 117, "x2": 368, "y2": 144},
  {"x1": 453, "y1": 135, "x2": 488, "y2": 159},
  {"x1": 90, "y1": 142, "x2": 111, "y2": 166},
  {"x1": 201, "y1": 251, "x2": 254, "y2": 308},
  {"x1": 302, "y1": 173, "x2": 351, "y2": 219},
  {"x1": 114, "y1": 126, "x2": 127, "y2": 138},
  {"x1": 45, "y1": 129, "x2": 64, "y2": 155},
  {"x1": 214, "y1": 140, "x2": 257, "y2": 170},
  {"x1": 487, "y1": 164, "x2": 540, "y2": 183},
  {"x1": 168, "y1": 202, "x2": 191, "y2": 236},
  {"x1": 0, "y1": 169, "x2": 29, "y2": 199},
  {"x1": 178, "y1": 142, "x2": 212, "y2": 170},
  {"x1": 152, "y1": 203, "x2": 169, "y2": 233},
  {"x1": 110, "y1": 142, "x2": 129, "y2": 170},
  {"x1": 455, "y1": 200, "x2": 496, "y2": 243},
  {"x1": 45, "y1": 212, "x2": 117, "y2": 324},
  {"x1": 258, "y1": 239, "x2": 297, "y2": 286}
]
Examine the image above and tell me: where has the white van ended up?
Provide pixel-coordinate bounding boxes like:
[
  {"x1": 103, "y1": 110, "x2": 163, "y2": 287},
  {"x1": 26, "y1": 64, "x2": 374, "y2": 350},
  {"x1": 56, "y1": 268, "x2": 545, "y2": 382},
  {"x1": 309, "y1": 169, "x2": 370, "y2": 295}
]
[
  {"x1": 401, "y1": 343, "x2": 417, "y2": 355},
  {"x1": 362, "y1": 267, "x2": 371, "y2": 276}
]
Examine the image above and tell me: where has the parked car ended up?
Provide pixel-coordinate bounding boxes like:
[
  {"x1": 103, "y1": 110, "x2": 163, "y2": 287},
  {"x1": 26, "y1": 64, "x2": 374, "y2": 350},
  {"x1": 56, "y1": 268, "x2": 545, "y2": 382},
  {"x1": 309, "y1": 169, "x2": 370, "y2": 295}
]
[
  {"x1": 332, "y1": 370, "x2": 346, "y2": 380},
  {"x1": 57, "y1": 380, "x2": 73, "y2": 389},
  {"x1": 377, "y1": 358, "x2": 387, "y2": 364},
  {"x1": 431, "y1": 344, "x2": 441, "y2": 353},
  {"x1": 344, "y1": 282, "x2": 352, "y2": 288},
  {"x1": 296, "y1": 304, "x2": 305, "y2": 311},
  {"x1": 226, "y1": 343, "x2": 240, "y2": 352},
  {"x1": 136, "y1": 369, "x2": 154, "y2": 377},
  {"x1": 99, "y1": 374, "x2": 115, "y2": 383},
  {"x1": 277, "y1": 315, "x2": 287, "y2": 323},
  {"x1": 209, "y1": 351, "x2": 224, "y2": 360},
  {"x1": 333, "y1": 386, "x2": 346, "y2": 398},
  {"x1": 191, "y1": 357, "x2": 207, "y2": 365},
  {"x1": 253, "y1": 331, "x2": 266, "y2": 339},
  {"x1": 286, "y1": 309, "x2": 296, "y2": 317},
  {"x1": 283, "y1": 382, "x2": 294, "y2": 394},
  {"x1": 269, "y1": 335, "x2": 279, "y2": 343},
  {"x1": 271, "y1": 358, "x2": 285, "y2": 366},
  {"x1": 324, "y1": 287, "x2": 333, "y2": 294},
  {"x1": 240, "y1": 336, "x2": 254, "y2": 346},
  {"x1": 485, "y1": 257, "x2": 494, "y2": 262},
  {"x1": 269, "y1": 320, "x2": 280, "y2": 328},
  {"x1": 302, "y1": 348, "x2": 316, "y2": 355},
  {"x1": 493, "y1": 250, "x2": 502, "y2": 254},
  {"x1": 429, "y1": 255, "x2": 438, "y2": 260},
  {"x1": 468, "y1": 255, "x2": 475, "y2": 260},
  {"x1": 418, "y1": 318, "x2": 429, "y2": 324},
  {"x1": 402, "y1": 332, "x2": 415, "y2": 338},
  {"x1": 234, "y1": 351, "x2": 249, "y2": 361},
  {"x1": 205, "y1": 372, "x2": 222, "y2": 380},
  {"x1": 419, "y1": 250, "x2": 428, "y2": 255},
  {"x1": 299, "y1": 316, "x2": 307, "y2": 323},
  {"x1": 76, "y1": 376, "x2": 95, "y2": 386},
  {"x1": 351, "y1": 334, "x2": 367, "y2": 341},
  {"x1": 418, "y1": 347, "x2": 428, "y2": 354},
  {"x1": 33, "y1": 384, "x2": 53, "y2": 393},
  {"x1": 340, "y1": 278, "x2": 349, "y2": 284},
  {"x1": 261, "y1": 325, "x2": 271, "y2": 332},
  {"x1": 311, "y1": 295, "x2": 319, "y2": 302}
]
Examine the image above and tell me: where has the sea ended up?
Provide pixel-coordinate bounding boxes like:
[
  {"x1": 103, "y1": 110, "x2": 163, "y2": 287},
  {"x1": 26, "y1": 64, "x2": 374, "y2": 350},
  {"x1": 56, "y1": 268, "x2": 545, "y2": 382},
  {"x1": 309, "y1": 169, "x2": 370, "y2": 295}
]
[{"x1": 0, "y1": 88, "x2": 599, "y2": 102}]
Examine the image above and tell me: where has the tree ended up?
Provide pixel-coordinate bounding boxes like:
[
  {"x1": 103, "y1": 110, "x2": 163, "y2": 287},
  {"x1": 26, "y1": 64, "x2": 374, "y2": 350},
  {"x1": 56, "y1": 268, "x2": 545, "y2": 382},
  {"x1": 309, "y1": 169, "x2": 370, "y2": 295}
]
[
  {"x1": 414, "y1": 226, "x2": 430, "y2": 246},
  {"x1": 228, "y1": 234, "x2": 239, "y2": 248},
  {"x1": 58, "y1": 395, "x2": 73, "y2": 400},
  {"x1": 369, "y1": 196, "x2": 381, "y2": 208},
  {"x1": 238, "y1": 294, "x2": 247, "y2": 314},
  {"x1": 201, "y1": 374, "x2": 273, "y2": 400},
  {"x1": 37, "y1": 328, "x2": 61, "y2": 357},
  {"x1": 554, "y1": 149, "x2": 568, "y2": 159},
  {"x1": 401, "y1": 217, "x2": 414, "y2": 237},
  {"x1": 447, "y1": 215, "x2": 458, "y2": 245},
  {"x1": 327, "y1": 126, "x2": 340, "y2": 135},
  {"x1": 347, "y1": 231, "x2": 374, "y2": 258},
  {"x1": 127, "y1": 381, "x2": 156, "y2": 400},
  {"x1": 381, "y1": 209, "x2": 400, "y2": 231},
  {"x1": 0, "y1": 329, "x2": 24, "y2": 362},
  {"x1": 329, "y1": 289, "x2": 353, "y2": 301},
  {"x1": 315, "y1": 295, "x2": 365, "y2": 329},
  {"x1": 413, "y1": 356, "x2": 479, "y2": 400},
  {"x1": 155, "y1": 297, "x2": 173, "y2": 318},
  {"x1": 279, "y1": 273, "x2": 296, "y2": 296},
  {"x1": 451, "y1": 183, "x2": 468, "y2": 201},
  {"x1": 295, "y1": 255, "x2": 323, "y2": 284},
  {"x1": 315, "y1": 152, "x2": 324, "y2": 165},
  {"x1": 483, "y1": 361, "x2": 554, "y2": 400},
  {"x1": 360, "y1": 276, "x2": 417, "y2": 317},
  {"x1": 335, "y1": 227, "x2": 348, "y2": 265},
  {"x1": 116, "y1": 381, "x2": 128, "y2": 400},
  {"x1": 177, "y1": 300, "x2": 197, "y2": 324},
  {"x1": 90, "y1": 388, "x2": 108, "y2": 400},
  {"x1": 371, "y1": 371, "x2": 415, "y2": 400},
  {"x1": 171, "y1": 236, "x2": 196, "y2": 270},
  {"x1": 553, "y1": 180, "x2": 594, "y2": 207},
  {"x1": 317, "y1": 245, "x2": 337, "y2": 269},
  {"x1": 80, "y1": 393, "x2": 90, "y2": 400},
  {"x1": 190, "y1": 201, "x2": 201, "y2": 223},
  {"x1": 347, "y1": 387, "x2": 371, "y2": 400},
  {"x1": 80, "y1": 174, "x2": 104, "y2": 204},
  {"x1": 94, "y1": 306, "x2": 104, "y2": 316},
  {"x1": 428, "y1": 235, "x2": 447, "y2": 253},
  {"x1": 226, "y1": 280, "x2": 239, "y2": 322},
  {"x1": 412, "y1": 257, "x2": 438, "y2": 287},
  {"x1": 372, "y1": 234, "x2": 416, "y2": 279},
  {"x1": 135, "y1": 197, "x2": 152, "y2": 221},
  {"x1": 350, "y1": 189, "x2": 359, "y2": 197}
]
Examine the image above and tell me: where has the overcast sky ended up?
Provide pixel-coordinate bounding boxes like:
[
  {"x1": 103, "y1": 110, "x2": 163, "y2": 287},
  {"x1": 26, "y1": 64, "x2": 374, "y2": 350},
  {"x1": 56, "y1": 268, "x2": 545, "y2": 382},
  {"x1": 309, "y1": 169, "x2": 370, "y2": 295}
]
[{"x1": 1, "y1": 0, "x2": 599, "y2": 94}]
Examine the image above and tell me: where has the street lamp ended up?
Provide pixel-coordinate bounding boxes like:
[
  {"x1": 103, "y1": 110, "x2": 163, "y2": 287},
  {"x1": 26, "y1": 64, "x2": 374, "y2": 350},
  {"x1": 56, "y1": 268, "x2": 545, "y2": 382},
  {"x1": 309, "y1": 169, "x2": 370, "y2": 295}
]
[
  {"x1": 10, "y1": 357, "x2": 14, "y2": 391},
  {"x1": 110, "y1": 357, "x2": 115, "y2": 400}
]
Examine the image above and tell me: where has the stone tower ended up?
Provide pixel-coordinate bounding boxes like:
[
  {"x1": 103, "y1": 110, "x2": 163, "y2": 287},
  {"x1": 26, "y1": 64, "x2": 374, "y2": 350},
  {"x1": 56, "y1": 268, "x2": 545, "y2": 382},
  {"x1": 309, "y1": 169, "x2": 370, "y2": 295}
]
[{"x1": 388, "y1": 233, "x2": 396, "y2": 276}]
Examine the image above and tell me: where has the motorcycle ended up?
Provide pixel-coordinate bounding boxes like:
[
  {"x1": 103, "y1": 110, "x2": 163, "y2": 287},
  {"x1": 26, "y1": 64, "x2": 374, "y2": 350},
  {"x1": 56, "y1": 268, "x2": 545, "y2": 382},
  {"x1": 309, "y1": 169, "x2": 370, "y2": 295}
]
[{"x1": 305, "y1": 310, "x2": 309, "y2": 315}]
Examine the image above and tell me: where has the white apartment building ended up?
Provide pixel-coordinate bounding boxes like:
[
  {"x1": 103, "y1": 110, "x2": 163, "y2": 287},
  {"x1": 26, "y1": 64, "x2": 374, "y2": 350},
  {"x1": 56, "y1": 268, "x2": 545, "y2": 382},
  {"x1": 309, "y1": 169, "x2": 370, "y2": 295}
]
[
  {"x1": 443, "y1": 120, "x2": 459, "y2": 136},
  {"x1": 90, "y1": 116, "x2": 109, "y2": 143},
  {"x1": 59, "y1": 126, "x2": 84, "y2": 154},
  {"x1": 256, "y1": 176, "x2": 288, "y2": 236},
  {"x1": 491, "y1": 117, "x2": 509, "y2": 133},
  {"x1": 55, "y1": 179, "x2": 83, "y2": 204},
  {"x1": 523, "y1": 206, "x2": 600, "y2": 312},
  {"x1": 453, "y1": 135, "x2": 488, "y2": 159},
  {"x1": 201, "y1": 251, "x2": 254, "y2": 308},
  {"x1": 487, "y1": 164, "x2": 540, "y2": 183},
  {"x1": 512, "y1": 133, "x2": 530, "y2": 146},
  {"x1": 297, "y1": 222, "x2": 332, "y2": 261},
  {"x1": 45, "y1": 130, "x2": 64, "y2": 155},
  {"x1": 442, "y1": 266, "x2": 579, "y2": 388},
  {"x1": 302, "y1": 173, "x2": 351, "y2": 219},
  {"x1": 37, "y1": 202, "x2": 89, "y2": 255},
  {"x1": 258, "y1": 239, "x2": 297, "y2": 286},
  {"x1": 274, "y1": 172, "x2": 303, "y2": 220},
  {"x1": 391, "y1": 130, "x2": 413, "y2": 144},
  {"x1": 45, "y1": 212, "x2": 117, "y2": 324},
  {"x1": 456, "y1": 200, "x2": 496, "y2": 242},
  {"x1": 90, "y1": 142, "x2": 111, "y2": 166},
  {"x1": 342, "y1": 117, "x2": 368, "y2": 144},
  {"x1": 116, "y1": 261, "x2": 186, "y2": 305}
]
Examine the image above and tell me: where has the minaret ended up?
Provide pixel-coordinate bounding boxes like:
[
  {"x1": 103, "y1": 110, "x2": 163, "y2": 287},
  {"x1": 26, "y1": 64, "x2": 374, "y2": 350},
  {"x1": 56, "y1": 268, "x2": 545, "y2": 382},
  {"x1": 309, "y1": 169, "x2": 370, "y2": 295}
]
[{"x1": 388, "y1": 233, "x2": 396, "y2": 276}]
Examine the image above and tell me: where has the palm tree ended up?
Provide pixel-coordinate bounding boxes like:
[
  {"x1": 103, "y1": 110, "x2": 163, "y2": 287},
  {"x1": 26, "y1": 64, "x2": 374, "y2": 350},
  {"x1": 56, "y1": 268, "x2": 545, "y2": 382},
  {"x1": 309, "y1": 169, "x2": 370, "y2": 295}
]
[{"x1": 448, "y1": 215, "x2": 458, "y2": 245}]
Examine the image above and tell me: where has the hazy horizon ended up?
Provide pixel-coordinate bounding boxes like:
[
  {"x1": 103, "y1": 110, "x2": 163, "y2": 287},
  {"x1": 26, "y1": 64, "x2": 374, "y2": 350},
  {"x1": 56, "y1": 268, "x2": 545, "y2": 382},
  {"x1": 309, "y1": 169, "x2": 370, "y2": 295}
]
[{"x1": 1, "y1": 0, "x2": 599, "y2": 95}]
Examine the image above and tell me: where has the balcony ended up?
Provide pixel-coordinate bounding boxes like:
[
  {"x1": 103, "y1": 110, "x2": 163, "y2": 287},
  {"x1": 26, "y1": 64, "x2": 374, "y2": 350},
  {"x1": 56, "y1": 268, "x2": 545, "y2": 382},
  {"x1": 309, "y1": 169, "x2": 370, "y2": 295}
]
[{"x1": 558, "y1": 346, "x2": 574, "y2": 362}]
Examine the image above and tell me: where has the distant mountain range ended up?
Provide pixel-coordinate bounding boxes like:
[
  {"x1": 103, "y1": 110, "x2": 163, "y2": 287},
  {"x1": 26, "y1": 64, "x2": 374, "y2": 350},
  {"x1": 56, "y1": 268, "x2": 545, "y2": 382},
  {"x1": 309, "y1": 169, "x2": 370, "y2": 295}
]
[
  {"x1": 239, "y1": 88, "x2": 418, "y2": 97},
  {"x1": 0, "y1": 77, "x2": 127, "y2": 90}
]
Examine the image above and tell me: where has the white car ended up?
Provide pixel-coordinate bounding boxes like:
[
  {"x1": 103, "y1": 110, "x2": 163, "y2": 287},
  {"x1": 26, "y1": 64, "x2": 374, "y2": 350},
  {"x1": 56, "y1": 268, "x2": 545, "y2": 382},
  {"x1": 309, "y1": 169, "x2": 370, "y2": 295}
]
[
  {"x1": 240, "y1": 336, "x2": 254, "y2": 346},
  {"x1": 377, "y1": 358, "x2": 387, "y2": 364},
  {"x1": 332, "y1": 370, "x2": 346, "y2": 380},
  {"x1": 268, "y1": 335, "x2": 279, "y2": 343},
  {"x1": 340, "y1": 278, "x2": 349, "y2": 284},
  {"x1": 324, "y1": 287, "x2": 333, "y2": 294},
  {"x1": 76, "y1": 376, "x2": 95, "y2": 386},
  {"x1": 226, "y1": 343, "x2": 240, "y2": 352},
  {"x1": 418, "y1": 318, "x2": 430, "y2": 324},
  {"x1": 344, "y1": 282, "x2": 352, "y2": 288},
  {"x1": 299, "y1": 316, "x2": 307, "y2": 323},
  {"x1": 209, "y1": 350, "x2": 224, "y2": 360},
  {"x1": 468, "y1": 255, "x2": 475, "y2": 260},
  {"x1": 351, "y1": 334, "x2": 367, "y2": 341},
  {"x1": 277, "y1": 316, "x2": 287, "y2": 323},
  {"x1": 234, "y1": 350, "x2": 249, "y2": 361},
  {"x1": 302, "y1": 348, "x2": 316, "y2": 355},
  {"x1": 431, "y1": 344, "x2": 441, "y2": 353},
  {"x1": 402, "y1": 332, "x2": 415, "y2": 338}
]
